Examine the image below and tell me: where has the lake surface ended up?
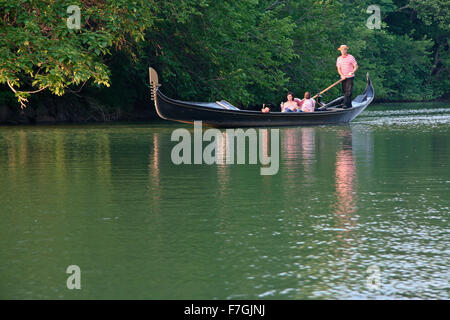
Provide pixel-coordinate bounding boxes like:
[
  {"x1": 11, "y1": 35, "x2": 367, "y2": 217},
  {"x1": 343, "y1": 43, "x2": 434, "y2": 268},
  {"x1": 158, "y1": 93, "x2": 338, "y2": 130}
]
[{"x1": 1, "y1": 103, "x2": 449, "y2": 299}]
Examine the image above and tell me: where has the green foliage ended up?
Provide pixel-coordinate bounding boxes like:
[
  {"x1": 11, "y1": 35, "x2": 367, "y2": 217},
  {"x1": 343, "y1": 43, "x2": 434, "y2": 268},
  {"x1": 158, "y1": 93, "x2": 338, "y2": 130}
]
[
  {"x1": 0, "y1": 0, "x2": 448, "y2": 111},
  {"x1": 145, "y1": 0, "x2": 296, "y2": 106},
  {"x1": 0, "y1": 0, "x2": 158, "y2": 107},
  {"x1": 141, "y1": 0, "x2": 449, "y2": 104},
  {"x1": 404, "y1": 0, "x2": 450, "y2": 97},
  {"x1": 280, "y1": 0, "x2": 343, "y2": 100},
  {"x1": 365, "y1": 32, "x2": 435, "y2": 100},
  {"x1": 407, "y1": 0, "x2": 449, "y2": 31}
]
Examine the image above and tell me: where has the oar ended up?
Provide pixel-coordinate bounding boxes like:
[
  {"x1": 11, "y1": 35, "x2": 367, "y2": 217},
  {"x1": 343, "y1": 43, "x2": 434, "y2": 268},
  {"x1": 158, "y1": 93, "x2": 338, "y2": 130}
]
[{"x1": 312, "y1": 78, "x2": 345, "y2": 99}]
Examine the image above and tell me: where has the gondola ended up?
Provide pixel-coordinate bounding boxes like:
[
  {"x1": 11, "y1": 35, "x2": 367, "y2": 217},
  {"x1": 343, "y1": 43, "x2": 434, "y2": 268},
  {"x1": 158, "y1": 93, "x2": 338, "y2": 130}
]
[{"x1": 149, "y1": 67, "x2": 374, "y2": 128}]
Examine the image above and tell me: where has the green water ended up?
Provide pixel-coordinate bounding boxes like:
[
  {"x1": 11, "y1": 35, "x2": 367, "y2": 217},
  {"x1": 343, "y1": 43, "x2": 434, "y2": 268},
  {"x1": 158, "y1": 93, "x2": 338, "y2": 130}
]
[{"x1": 0, "y1": 103, "x2": 449, "y2": 299}]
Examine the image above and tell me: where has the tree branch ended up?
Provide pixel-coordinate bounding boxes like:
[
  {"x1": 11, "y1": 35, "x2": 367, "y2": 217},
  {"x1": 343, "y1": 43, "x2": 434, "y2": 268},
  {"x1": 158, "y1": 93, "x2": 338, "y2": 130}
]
[
  {"x1": 265, "y1": 0, "x2": 287, "y2": 11},
  {"x1": 7, "y1": 80, "x2": 49, "y2": 109}
]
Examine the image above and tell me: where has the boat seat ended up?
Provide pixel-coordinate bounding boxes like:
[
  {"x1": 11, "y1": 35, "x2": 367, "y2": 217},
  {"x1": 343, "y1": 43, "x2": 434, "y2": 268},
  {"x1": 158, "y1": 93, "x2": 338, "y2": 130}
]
[{"x1": 216, "y1": 100, "x2": 240, "y2": 110}]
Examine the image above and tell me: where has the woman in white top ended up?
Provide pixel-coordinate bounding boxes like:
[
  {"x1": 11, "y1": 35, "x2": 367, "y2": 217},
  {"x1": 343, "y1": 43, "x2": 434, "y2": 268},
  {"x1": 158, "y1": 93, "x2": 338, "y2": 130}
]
[{"x1": 281, "y1": 92, "x2": 299, "y2": 112}]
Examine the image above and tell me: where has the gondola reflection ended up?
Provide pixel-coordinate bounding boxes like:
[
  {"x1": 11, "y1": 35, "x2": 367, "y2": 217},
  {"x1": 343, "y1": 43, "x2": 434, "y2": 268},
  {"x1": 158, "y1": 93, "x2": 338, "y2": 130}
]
[
  {"x1": 332, "y1": 127, "x2": 360, "y2": 273},
  {"x1": 334, "y1": 128, "x2": 358, "y2": 219},
  {"x1": 216, "y1": 131, "x2": 230, "y2": 199},
  {"x1": 148, "y1": 133, "x2": 162, "y2": 206},
  {"x1": 281, "y1": 127, "x2": 316, "y2": 188}
]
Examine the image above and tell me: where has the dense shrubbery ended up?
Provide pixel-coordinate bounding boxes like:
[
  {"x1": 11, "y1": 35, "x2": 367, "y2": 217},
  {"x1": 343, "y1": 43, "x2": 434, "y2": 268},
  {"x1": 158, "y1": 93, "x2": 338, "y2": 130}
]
[{"x1": 0, "y1": 0, "x2": 448, "y2": 115}]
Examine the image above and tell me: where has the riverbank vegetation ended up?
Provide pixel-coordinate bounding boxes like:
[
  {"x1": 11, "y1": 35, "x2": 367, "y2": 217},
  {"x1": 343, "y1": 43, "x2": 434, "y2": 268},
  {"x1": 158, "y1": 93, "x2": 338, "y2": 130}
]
[{"x1": 0, "y1": 0, "x2": 448, "y2": 123}]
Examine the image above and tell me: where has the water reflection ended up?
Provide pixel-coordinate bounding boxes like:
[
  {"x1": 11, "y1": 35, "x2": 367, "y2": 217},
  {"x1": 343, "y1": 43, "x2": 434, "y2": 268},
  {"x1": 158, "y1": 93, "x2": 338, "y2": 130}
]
[
  {"x1": 0, "y1": 127, "x2": 115, "y2": 197},
  {"x1": 280, "y1": 126, "x2": 361, "y2": 281},
  {"x1": 2, "y1": 117, "x2": 449, "y2": 299},
  {"x1": 281, "y1": 126, "x2": 359, "y2": 225},
  {"x1": 332, "y1": 128, "x2": 360, "y2": 275},
  {"x1": 300, "y1": 128, "x2": 315, "y2": 185},
  {"x1": 216, "y1": 131, "x2": 231, "y2": 199},
  {"x1": 334, "y1": 128, "x2": 358, "y2": 220},
  {"x1": 281, "y1": 127, "x2": 317, "y2": 192},
  {"x1": 148, "y1": 133, "x2": 161, "y2": 204}
]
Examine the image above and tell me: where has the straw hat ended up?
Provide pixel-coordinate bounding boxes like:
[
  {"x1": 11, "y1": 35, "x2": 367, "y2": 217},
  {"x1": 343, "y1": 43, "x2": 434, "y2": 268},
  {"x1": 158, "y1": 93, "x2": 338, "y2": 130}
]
[{"x1": 337, "y1": 44, "x2": 349, "y2": 51}]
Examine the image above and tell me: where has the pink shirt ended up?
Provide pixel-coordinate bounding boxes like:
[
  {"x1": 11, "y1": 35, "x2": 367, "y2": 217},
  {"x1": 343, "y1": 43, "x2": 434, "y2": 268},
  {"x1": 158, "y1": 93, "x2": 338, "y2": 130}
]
[
  {"x1": 336, "y1": 54, "x2": 357, "y2": 77},
  {"x1": 301, "y1": 98, "x2": 315, "y2": 112}
]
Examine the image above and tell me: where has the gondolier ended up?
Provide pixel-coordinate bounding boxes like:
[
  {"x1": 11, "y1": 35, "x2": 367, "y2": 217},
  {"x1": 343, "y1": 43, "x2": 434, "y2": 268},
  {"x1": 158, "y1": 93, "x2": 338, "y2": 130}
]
[{"x1": 336, "y1": 45, "x2": 358, "y2": 109}]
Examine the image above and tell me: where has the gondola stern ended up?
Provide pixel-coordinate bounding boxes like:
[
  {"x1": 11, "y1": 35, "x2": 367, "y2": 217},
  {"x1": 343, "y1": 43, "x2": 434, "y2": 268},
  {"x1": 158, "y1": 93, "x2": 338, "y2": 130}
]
[{"x1": 365, "y1": 72, "x2": 374, "y2": 98}]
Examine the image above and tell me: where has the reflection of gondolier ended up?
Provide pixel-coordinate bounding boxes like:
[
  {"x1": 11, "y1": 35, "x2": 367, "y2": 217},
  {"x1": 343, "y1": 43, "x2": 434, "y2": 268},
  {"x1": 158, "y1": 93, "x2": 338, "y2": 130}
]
[{"x1": 336, "y1": 45, "x2": 358, "y2": 109}]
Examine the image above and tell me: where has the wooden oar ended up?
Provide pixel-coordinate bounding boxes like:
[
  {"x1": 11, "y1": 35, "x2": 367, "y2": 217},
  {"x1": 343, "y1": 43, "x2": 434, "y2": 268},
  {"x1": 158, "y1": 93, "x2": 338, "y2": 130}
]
[{"x1": 312, "y1": 78, "x2": 345, "y2": 99}]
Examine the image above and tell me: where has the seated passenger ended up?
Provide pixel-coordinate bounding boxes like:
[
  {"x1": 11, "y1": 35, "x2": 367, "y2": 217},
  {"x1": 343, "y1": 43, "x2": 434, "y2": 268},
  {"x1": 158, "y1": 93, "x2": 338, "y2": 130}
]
[
  {"x1": 299, "y1": 92, "x2": 315, "y2": 112},
  {"x1": 281, "y1": 92, "x2": 299, "y2": 112},
  {"x1": 261, "y1": 104, "x2": 270, "y2": 113}
]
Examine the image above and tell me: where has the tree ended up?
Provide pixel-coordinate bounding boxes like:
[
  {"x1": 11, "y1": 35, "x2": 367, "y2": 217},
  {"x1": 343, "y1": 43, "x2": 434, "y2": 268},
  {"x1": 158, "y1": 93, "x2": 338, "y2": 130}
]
[
  {"x1": 1, "y1": 0, "x2": 447, "y2": 114},
  {"x1": 394, "y1": 0, "x2": 449, "y2": 95},
  {"x1": 144, "y1": 0, "x2": 297, "y2": 106},
  {"x1": 0, "y1": 0, "x2": 158, "y2": 108}
]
